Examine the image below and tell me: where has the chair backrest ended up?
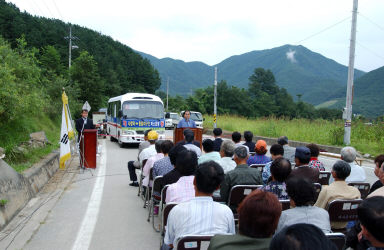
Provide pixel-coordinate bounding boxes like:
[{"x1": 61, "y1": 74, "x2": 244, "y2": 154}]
[
  {"x1": 161, "y1": 202, "x2": 178, "y2": 235},
  {"x1": 175, "y1": 235, "x2": 213, "y2": 250},
  {"x1": 318, "y1": 171, "x2": 331, "y2": 185},
  {"x1": 160, "y1": 184, "x2": 170, "y2": 206},
  {"x1": 152, "y1": 176, "x2": 163, "y2": 200},
  {"x1": 249, "y1": 164, "x2": 266, "y2": 172},
  {"x1": 326, "y1": 233, "x2": 346, "y2": 250},
  {"x1": 348, "y1": 182, "x2": 371, "y2": 199},
  {"x1": 227, "y1": 185, "x2": 262, "y2": 207},
  {"x1": 313, "y1": 182, "x2": 322, "y2": 201},
  {"x1": 279, "y1": 199, "x2": 291, "y2": 210},
  {"x1": 326, "y1": 199, "x2": 363, "y2": 222}
]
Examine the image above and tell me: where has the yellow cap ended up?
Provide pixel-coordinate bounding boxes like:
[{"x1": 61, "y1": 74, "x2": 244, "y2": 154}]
[{"x1": 147, "y1": 130, "x2": 158, "y2": 140}]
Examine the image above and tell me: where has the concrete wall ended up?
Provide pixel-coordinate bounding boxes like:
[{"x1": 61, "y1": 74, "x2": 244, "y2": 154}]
[
  {"x1": 205, "y1": 129, "x2": 343, "y2": 154},
  {"x1": 0, "y1": 152, "x2": 59, "y2": 230}
]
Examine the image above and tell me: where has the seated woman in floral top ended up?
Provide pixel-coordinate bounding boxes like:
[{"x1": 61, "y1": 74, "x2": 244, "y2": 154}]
[
  {"x1": 261, "y1": 158, "x2": 291, "y2": 199},
  {"x1": 306, "y1": 143, "x2": 325, "y2": 171}
]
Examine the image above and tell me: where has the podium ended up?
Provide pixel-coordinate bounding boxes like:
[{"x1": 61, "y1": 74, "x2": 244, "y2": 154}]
[
  {"x1": 80, "y1": 129, "x2": 97, "y2": 169},
  {"x1": 173, "y1": 128, "x2": 203, "y2": 147}
]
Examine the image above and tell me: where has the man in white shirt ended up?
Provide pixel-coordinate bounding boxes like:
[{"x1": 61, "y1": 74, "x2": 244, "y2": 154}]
[
  {"x1": 163, "y1": 161, "x2": 235, "y2": 249},
  {"x1": 142, "y1": 140, "x2": 164, "y2": 187},
  {"x1": 341, "y1": 146, "x2": 366, "y2": 183},
  {"x1": 128, "y1": 131, "x2": 158, "y2": 187},
  {"x1": 217, "y1": 140, "x2": 236, "y2": 174},
  {"x1": 183, "y1": 130, "x2": 201, "y2": 157},
  {"x1": 198, "y1": 139, "x2": 221, "y2": 165}
]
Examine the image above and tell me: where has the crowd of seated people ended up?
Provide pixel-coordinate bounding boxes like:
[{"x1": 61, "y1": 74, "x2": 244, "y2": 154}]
[{"x1": 126, "y1": 128, "x2": 380, "y2": 250}]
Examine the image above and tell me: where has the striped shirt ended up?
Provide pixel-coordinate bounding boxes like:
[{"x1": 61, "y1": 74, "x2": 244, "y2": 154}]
[
  {"x1": 164, "y1": 196, "x2": 235, "y2": 246},
  {"x1": 165, "y1": 176, "x2": 195, "y2": 203}
]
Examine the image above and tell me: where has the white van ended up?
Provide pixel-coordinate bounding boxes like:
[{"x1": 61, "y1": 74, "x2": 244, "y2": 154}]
[{"x1": 180, "y1": 111, "x2": 204, "y2": 129}]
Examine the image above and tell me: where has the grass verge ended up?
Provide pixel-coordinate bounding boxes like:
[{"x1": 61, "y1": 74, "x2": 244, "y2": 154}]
[
  {"x1": 204, "y1": 115, "x2": 384, "y2": 157},
  {"x1": 0, "y1": 114, "x2": 60, "y2": 172}
]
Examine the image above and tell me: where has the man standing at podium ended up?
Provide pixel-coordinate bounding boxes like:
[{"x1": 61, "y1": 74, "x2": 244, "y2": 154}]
[
  {"x1": 75, "y1": 109, "x2": 95, "y2": 141},
  {"x1": 177, "y1": 110, "x2": 196, "y2": 128}
]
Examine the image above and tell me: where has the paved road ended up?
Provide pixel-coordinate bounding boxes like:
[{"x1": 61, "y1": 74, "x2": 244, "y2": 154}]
[
  {"x1": 2, "y1": 139, "x2": 161, "y2": 250},
  {"x1": 0, "y1": 130, "x2": 378, "y2": 250}
]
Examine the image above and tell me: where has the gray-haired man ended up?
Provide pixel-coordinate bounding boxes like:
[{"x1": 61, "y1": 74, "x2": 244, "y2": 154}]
[{"x1": 220, "y1": 146, "x2": 263, "y2": 203}]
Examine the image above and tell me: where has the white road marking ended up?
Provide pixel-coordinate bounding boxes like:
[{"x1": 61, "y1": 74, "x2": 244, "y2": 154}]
[{"x1": 72, "y1": 139, "x2": 107, "y2": 250}]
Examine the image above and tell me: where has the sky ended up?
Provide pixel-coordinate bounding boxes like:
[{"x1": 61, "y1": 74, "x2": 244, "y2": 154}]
[{"x1": 6, "y1": 0, "x2": 384, "y2": 72}]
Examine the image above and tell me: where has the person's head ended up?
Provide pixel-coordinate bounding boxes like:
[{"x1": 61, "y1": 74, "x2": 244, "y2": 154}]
[
  {"x1": 255, "y1": 140, "x2": 268, "y2": 155},
  {"x1": 233, "y1": 146, "x2": 249, "y2": 165},
  {"x1": 286, "y1": 177, "x2": 316, "y2": 207},
  {"x1": 176, "y1": 150, "x2": 197, "y2": 176},
  {"x1": 340, "y1": 146, "x2": 357, "y2": 163},
  {"x1": 270, "y1": 144, "x2": 284, "y2": 160},
  {"x1": 270, "y1": 223, "x2": 337, "y2": 250},
  {"x1": 358, "y1": 197, "x2": 384, "y2": 246},
  {"x1": 220, "y1": 140, "x2": 235, "y2": 158},
  {"x1": 306, "y1": 143, "x2": 320, "y2": 158},
  {"x1": 183, "y1": 110, "x2": 191, "y2": 120},
  {"x1": 194, "y1": 161, "x2": 224, "y2": 195},
  {"x1": 213, "y1": 128, "x2": 222, "y2": 137},
  {"x1": 294, "y1": 147, "x2": 311, "y2": 165},
  {"x1": 144, "y1": 129, "x2": 152, "y2": 141},
  {"x1": 147, "y1": 130, "x2": 158, "y2": 144},
  {"x1": 238, "y1": 190, "x2": 281, "y2": 238},
  {"x1": 374, "y1": 154, "x2": 384, "y2": 178},
  {"x1": 155, "y1": 140, "x2": 163, "y2": 153},
  {"x1": 271, "y1": 158, "x2": 292, "y2": 182},
  {"x1": 232, "y1": 131, "x2": 241, "y2": 143},
  {"x1": 184, "y1": 129, "x2": 195, "y2": 143},
  {"x1": 202, "y1": 139, "x2": 214, "y2": 153},
  {"x1": 168, "y1": 144, "x2": 187, "y2": 166},
  {"x1": 81, "y1": 109, "x2": 89, "y2": 118},
  {"x1": 380, "y1": 162, "x2": 384, "y2": 184},
  {"x1": 244, "y1": 131, "x2": 253, "y2": 143},
  {"x1": 331, "y1": 160, "x2": 351, "y2": 180},
  {"x1": 160, "y1": 140, "x2": 174, "y2": 155},
  {"x1": 277, "y1": 136, "x2": 288, "y2": 146}
]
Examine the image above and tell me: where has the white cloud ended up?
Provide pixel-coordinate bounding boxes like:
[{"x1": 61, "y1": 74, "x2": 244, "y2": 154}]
[{"x1": 286, "y1": 49, "x2": 297, "y2": 63}]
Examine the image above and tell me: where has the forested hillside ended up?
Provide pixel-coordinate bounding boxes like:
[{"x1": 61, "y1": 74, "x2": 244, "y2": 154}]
[
  {"x1": 140, "y1": 45, "x2": 365, "y2": 106},
  {"x1": 0, "y1": 0, "x2": 161, "y2": 111},
  {"x1": 323, "y1": 66, "x2": 384, "y2": 118},
  {"x1": 158, "y1": 68, "x2": 342, "y2": 120}
]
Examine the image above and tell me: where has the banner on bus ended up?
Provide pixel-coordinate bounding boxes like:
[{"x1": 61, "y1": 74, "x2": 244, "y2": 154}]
[{"x1": 122, "y1": 119, "x2": 165, "y2": 129}]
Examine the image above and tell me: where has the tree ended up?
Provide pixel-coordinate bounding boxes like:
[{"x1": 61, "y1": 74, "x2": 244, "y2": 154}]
[{"x1": 70, "y1": 51, "x2": 104, "y2": 112}]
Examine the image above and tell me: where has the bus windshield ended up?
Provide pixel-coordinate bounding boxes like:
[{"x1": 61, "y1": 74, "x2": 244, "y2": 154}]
[{"x1": 122, "y1": 101, "x2": 164, "y2": 119}]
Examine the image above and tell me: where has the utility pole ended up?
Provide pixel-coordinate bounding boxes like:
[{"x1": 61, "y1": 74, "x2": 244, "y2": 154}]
[
  {"x1": 64, "y1": 25, "x2": 78, "y2": 69},
  {"x1": 214, "y1": 67, "x2": 217, "y2": 128},
  {"x1": 343, "y1": 0, "x2": 358, "y2": 145},
  {"x1": 166, "y1": 77, "x2": 169, "y2": 111}
]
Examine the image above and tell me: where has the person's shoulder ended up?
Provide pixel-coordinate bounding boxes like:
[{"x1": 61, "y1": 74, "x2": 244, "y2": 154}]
[{"x1": 213, "y1": 201, "x2": 233, "y2": 214}]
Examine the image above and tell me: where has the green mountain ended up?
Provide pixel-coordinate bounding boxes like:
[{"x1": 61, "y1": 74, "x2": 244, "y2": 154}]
[
  {"x1": 322, "y1": 66, "x2": 384, "y2": 118},
  {"x1": 139, "y1": 45, "x2": 365, "y2": 105}
]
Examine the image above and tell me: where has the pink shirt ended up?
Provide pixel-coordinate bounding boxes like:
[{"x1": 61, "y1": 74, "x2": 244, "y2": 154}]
[
  {"x1": 165, "y1": 176, "x2": 195, "y2": 203},
  {"x1": 143, "y1": 153, "x2": 164, "y2": 187}
]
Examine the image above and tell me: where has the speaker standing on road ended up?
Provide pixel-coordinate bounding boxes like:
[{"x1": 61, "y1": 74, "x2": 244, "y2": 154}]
[
  {"x1": 75, "y1": 109, "x2": 95, "y2": 142},
  {"x1": 177, "y1": 110, "x2": 196, "y2": 128}
]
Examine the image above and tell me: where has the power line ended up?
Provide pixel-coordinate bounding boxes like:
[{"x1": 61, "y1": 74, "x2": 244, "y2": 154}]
[
  {"x1": 358, "y1": 12, "x2": 384, "y2": 33},
  {"x1": 356, "y1": 41, "x2": 384, "y2": 62},
  {"x1": 40, "y1": 0, "x2": 55, "y2": 18},
  {"x1": 30, "y1": 0, "x2": 46, "y2": 17},
  {"x1": 295, "y1": 16, "x2": 351, "y2": 44},
  {"x1": 52, "y1": 0, "x2": 65, "y2": 21}
]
